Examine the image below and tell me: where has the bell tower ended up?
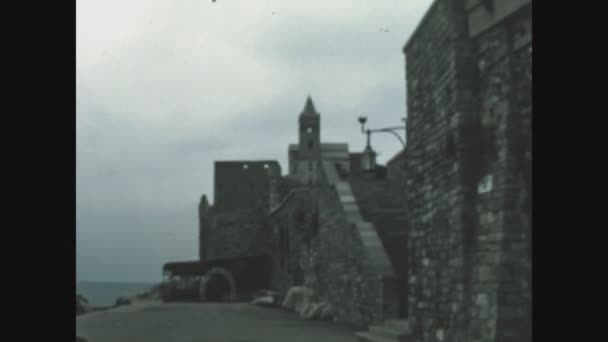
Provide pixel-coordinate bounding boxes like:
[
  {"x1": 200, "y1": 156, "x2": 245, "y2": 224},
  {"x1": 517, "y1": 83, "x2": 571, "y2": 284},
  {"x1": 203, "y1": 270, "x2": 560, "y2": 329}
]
[{"x1": 298, "y1": 96, "x2": 321, "y2": 161}]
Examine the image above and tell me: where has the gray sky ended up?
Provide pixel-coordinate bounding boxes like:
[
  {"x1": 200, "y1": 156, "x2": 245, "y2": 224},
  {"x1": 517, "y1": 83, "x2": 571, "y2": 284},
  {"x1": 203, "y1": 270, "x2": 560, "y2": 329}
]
[{"x1": 77, "y1": 0, "x2": 433, "y2": 283}]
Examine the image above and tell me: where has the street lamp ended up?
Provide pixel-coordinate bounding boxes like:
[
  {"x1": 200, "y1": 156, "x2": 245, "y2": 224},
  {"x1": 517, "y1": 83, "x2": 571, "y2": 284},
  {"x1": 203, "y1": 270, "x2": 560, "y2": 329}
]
[
  {"x1": 357, "y1": 116, "x2": 406, "y2": 172},
  {"x1": 361, "y1": 128, "x2": 377, "y2": 172}
]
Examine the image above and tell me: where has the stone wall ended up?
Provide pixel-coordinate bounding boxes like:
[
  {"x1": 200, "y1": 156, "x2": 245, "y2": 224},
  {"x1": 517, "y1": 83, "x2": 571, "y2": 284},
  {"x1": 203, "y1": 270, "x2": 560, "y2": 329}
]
[
  {"x1": 269, "y1": 162, "x2": 400, "y2": 327},
  {"x1": 213, "y1": 160, "x2": 281, "y2": 213},
  {"x1": 268, "y1": 188, "x2": 315, "y2": 294},
  {"x1": 314, "y1": 182, "x2": 388, "y2": 326},
  {"x1": 470, "y1": 4, "x2": 531, "y2": 341},
  {"x1": 200, "y1": 160, "x2": 282, "y2": 261},
  {"x1": 398, "y1": 1, "x2": 531, "y2": 341},
  {"x1": 205, "y1": 209, "x2": 274, "y2": 260},
  {"x1": 402, "y1": 1, "x2": 476, "y2": 339}
]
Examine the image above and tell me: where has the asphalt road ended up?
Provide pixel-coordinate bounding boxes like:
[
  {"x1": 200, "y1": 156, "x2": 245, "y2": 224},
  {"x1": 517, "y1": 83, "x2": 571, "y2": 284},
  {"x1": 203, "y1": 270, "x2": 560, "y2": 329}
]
[{"x1": 76, "y1": 301, "x2": 360, "y2": 342}]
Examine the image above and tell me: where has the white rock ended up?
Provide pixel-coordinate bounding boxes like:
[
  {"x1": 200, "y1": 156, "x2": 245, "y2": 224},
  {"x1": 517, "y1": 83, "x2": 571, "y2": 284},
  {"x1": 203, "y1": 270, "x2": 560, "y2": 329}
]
[{"x1": 319, "y1": 303, "x2": 334, "y2": 320}]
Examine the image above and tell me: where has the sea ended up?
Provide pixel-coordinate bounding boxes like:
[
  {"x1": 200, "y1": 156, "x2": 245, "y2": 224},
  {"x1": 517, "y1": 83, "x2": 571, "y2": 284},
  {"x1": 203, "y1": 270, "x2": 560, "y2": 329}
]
[{"x1": 77, "y1": 281, "x2": 157, "y2": 307}]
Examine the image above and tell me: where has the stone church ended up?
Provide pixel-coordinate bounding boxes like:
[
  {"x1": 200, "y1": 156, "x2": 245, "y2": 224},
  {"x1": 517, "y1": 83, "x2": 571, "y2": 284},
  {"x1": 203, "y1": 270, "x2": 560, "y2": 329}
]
[{"x1": 200, "y1": 94, "x2": 408, "y2": 322}]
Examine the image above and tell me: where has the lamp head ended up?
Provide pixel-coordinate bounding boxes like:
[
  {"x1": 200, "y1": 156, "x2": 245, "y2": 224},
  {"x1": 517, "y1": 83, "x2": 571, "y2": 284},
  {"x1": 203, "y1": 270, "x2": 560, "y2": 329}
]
[{"x1": 361, "y1": 144, "x2": 377, "y2": 172}]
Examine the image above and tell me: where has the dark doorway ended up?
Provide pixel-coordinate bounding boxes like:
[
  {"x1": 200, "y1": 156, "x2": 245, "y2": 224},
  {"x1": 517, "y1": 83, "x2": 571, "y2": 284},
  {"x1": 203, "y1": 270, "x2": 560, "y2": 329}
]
[{"x1": 205, "y1": 274, "x2": 230, "y2": 302}]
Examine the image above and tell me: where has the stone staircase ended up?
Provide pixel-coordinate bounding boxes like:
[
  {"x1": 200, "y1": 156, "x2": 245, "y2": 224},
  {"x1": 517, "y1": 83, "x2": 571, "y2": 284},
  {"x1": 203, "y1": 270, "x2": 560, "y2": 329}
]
[
  {"x1": 349, "y1": 174, "x2": 412, "y2": 338},
  {"x1": 349, "y1": 176, "x2": 408, "y2": 278},
  {"x1": 355, "y1": 319, "x2": 418, "y2": 342}
]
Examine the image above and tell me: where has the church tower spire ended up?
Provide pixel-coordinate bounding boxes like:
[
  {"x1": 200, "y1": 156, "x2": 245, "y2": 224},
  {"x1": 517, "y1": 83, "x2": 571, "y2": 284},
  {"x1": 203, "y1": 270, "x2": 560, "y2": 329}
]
[
  {"x1": 301, "y1": 96, "x2": 317, "y2": 117},
  {"x1": 298, "y1": 95, "x2": 321, "y2": 161}
]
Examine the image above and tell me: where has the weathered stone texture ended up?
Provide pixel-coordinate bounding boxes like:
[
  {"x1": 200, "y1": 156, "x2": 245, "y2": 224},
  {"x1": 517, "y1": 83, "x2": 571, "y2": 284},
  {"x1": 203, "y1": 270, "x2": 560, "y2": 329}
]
[
  {"x1": 269, "y1": 167, "x2": 403, "y2": 327},
  {"x1": 268, "y1": 188, "x2": 315, "y2": 294},
  {"x1": 471, "y1": 5, "x2": 531, "y2": 342},
  {"x1": 402, "y1": 1, "x2": 474, "y2": 340},
  {"x1": 205, "y1": 209, "x2": 274, "y2": 260},
  {"x1": 399, "y1": 1, "x2": 531, "y2": 342},
  {"x1": 213, "y1": 161, "x2": 281, "y2": 213},
  {"x1": 269, "y1": 186, "x2": 372, "y2": 326},
  {"x1": 200, "y1": 160, "x2": 281, "y2": 261}
]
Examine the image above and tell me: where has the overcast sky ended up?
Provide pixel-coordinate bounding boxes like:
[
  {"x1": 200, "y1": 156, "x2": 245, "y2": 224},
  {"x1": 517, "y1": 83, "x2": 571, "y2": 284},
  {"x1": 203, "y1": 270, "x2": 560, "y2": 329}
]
[{"x1": 77, "y1": 0, "x2": 433, "y2": 283}]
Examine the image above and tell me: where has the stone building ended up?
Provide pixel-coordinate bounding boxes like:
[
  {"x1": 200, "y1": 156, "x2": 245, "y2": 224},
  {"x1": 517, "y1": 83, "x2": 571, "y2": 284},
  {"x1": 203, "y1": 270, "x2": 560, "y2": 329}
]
[
  {"x1": 199, "y1": 97, "x2": 409, "y2": 327},
  {"x1": 199, "y1": 160, "x2": 281, "y2": 261},
  {"x1": 382, "y1": 1, "x2": 532, "y2": 341}
]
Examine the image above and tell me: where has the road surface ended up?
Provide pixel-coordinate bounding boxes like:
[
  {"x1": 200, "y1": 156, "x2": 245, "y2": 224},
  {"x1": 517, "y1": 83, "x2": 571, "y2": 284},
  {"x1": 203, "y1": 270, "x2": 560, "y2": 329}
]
[{"x1": 76, "y1": 301, "x2": 360, "y2": 342}]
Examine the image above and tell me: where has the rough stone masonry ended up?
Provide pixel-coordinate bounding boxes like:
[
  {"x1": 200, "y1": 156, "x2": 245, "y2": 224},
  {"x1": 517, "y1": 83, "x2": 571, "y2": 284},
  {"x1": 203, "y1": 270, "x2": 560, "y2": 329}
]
[{"x1": 388, "y1": 0, "x2": 532, "y2": 341}]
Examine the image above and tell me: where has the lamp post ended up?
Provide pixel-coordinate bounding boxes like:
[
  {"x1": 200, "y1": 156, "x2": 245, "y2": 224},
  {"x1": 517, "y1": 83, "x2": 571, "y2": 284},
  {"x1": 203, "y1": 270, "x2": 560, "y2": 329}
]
[
  {"x1": 361, "y1": 128, "x2": 377, "y2": 172},
  {"x1": 357, "y1": 116, "x2": 407, "y2": 172}
]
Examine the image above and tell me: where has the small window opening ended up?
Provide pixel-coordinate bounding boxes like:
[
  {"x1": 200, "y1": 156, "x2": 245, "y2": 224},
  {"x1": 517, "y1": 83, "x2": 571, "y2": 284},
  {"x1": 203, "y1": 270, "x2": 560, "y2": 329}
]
[
  {"x1": 264, "y1": 164, "x2": 269, "y2": 169},
  {"x1": 243, "y1": 164, "x2": 249, "y2": 170},
  {"x1": 306, "y1": 127, "x2": 313, "y2": 133}
]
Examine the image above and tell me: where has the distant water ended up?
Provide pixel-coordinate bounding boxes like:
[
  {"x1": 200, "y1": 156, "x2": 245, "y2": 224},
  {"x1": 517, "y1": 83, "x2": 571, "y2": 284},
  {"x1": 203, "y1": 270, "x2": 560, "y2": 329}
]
[{"x1": 77, "y1": 281, "x2": 156, "y2": 307}]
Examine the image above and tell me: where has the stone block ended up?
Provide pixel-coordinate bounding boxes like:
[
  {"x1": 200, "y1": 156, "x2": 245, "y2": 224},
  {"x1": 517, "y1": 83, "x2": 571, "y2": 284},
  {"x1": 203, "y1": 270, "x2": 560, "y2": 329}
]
[
  {"x1": 475, "y1": 293, "x2": 489, "y2": 305},
  {"x1": 479, "y1": 266, "x2": 492, "y2": 281}
]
